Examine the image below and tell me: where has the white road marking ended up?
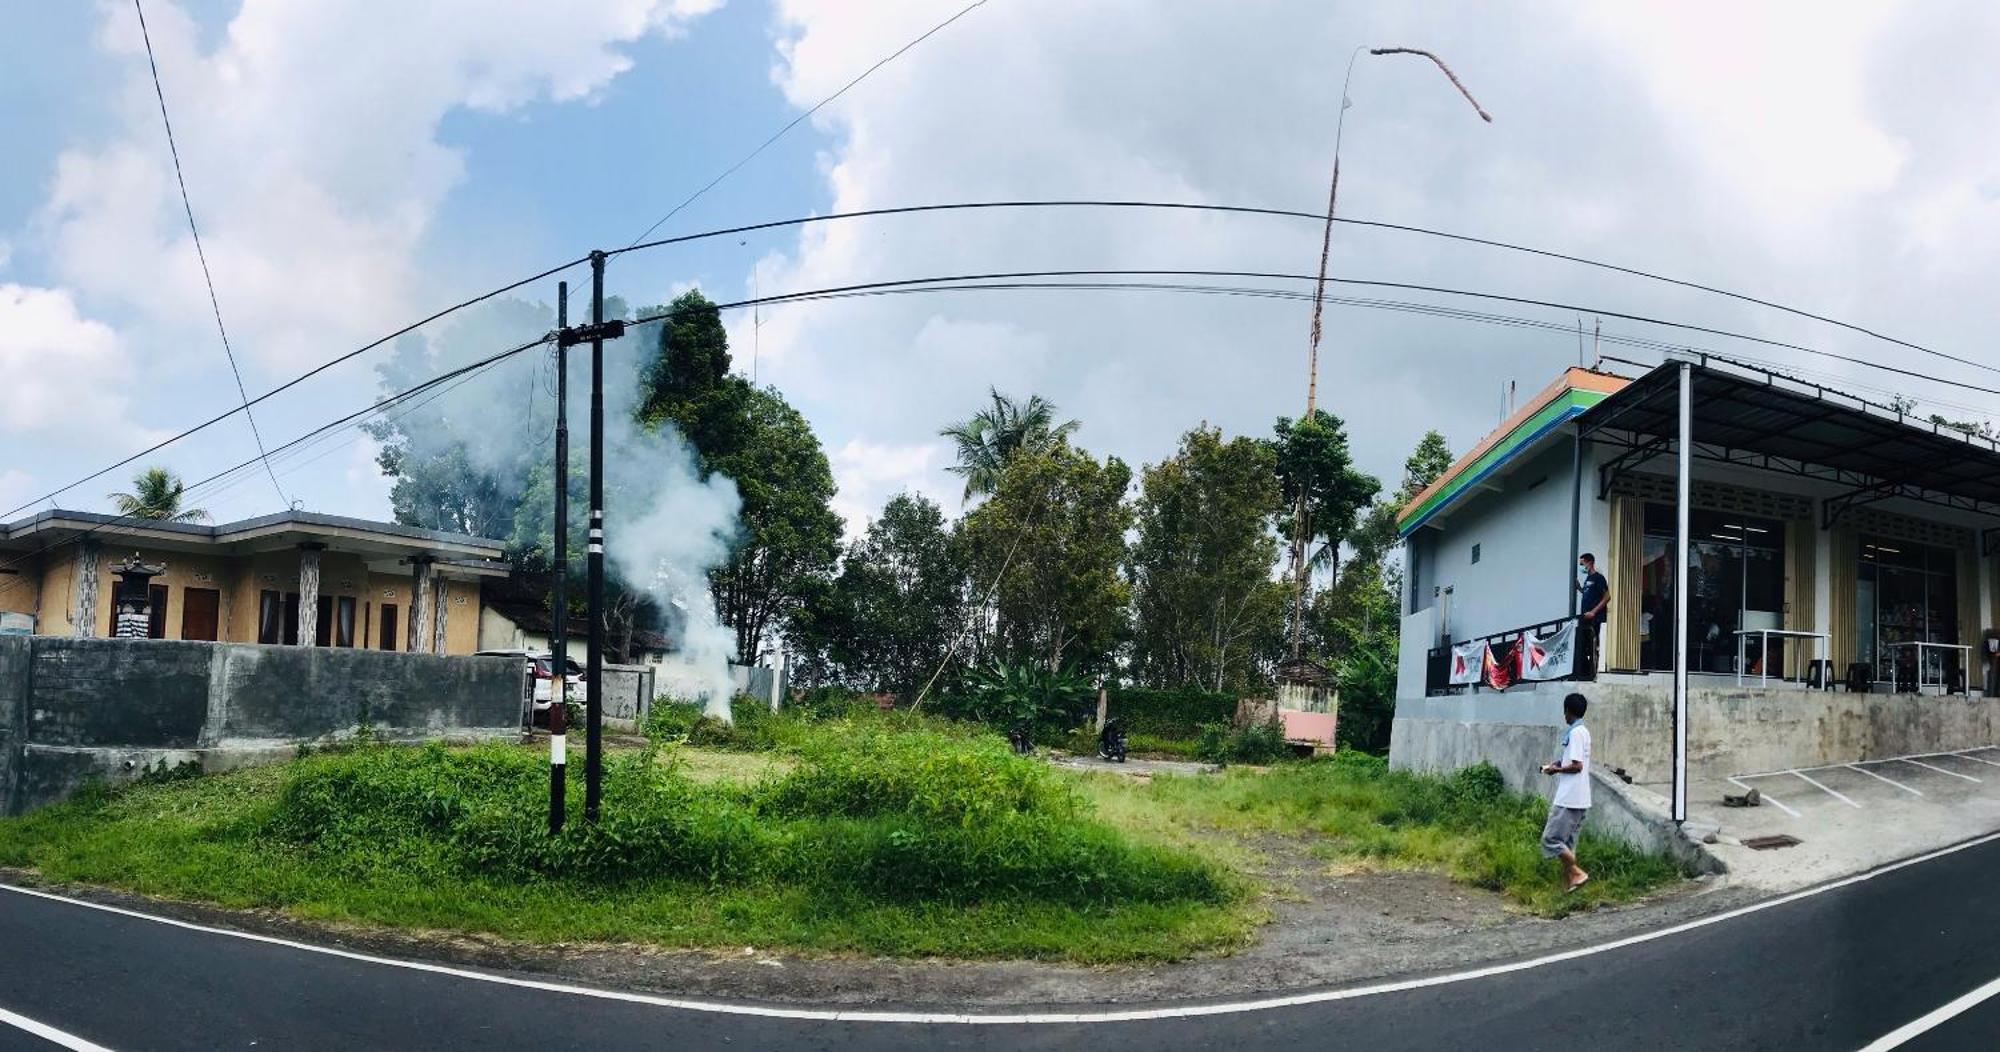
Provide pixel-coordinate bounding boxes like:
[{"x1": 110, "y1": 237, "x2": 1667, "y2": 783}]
[
  {"x1": 1847, "y1": 765, "x2": 1923, "y2": 797},
  {"x1": 1734, "y1": 743, "x2": 2000, "y2": 781},
  {"x1": 1729, "y1": 776, "x2": 1801, "y2": 817},
  {"x1": 7, "y1": 828, "x2": 2000, "y2": 1026},
  {"x1": 1949, "y1": 751, "x2": 2000, "y2": 769},
  {"x1": 1791, "y1": 770, "x2": 1860, "y2": 808},
  {"x1": 1859, "y1": 972, "x2": 2000, "y2": 1050},
  {"x1": 1900, "y1": 758, "x2": 1982, "y2": 783},
  {"x1": 0, "y1": 1005, "x2": 113, "y2": 1051}
]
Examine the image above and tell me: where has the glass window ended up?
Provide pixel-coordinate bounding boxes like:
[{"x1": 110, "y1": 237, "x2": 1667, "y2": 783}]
[
  {"x1": 258, "y1": 590, "x2": 284, "y2": 645},
  {"x1": 335, "y1": 596, "x2": 357, "y2": 648},
  {"x1": 380, "y1": 604, "x2": 399, "y2": 652},
  {"x1": 1861, "y1": 538, "x2": 1961, "y2": 687},
  {"x1": 1640, "y1": 505, "x2": 1788, "y2": 675}
]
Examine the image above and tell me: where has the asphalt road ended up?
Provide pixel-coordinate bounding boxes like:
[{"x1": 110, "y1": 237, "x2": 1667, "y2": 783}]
[{"x1": 4, "y1": 836, "x2": 2000, "y2": 1051}]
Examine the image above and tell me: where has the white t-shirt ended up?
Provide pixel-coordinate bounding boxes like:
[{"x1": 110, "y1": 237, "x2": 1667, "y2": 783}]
[{"x1": 1552, "y1": 722, "x2": 1592, "y2": 810}]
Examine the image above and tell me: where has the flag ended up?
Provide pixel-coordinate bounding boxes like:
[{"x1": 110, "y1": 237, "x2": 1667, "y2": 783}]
[
  {"x1": 1449, "y1": 639, "x2": 1486, "y2": 685},
  {"x1": 1520, "y1": 621, "x2": 1577, "y2": 681},
  {"x1": 1484, "y1": 637, "x2": 1516, "y2": 690}
]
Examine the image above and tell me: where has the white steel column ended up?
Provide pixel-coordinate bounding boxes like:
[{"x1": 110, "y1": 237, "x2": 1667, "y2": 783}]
[{"x1": 1672, "y1": 362, "x2": 1692, "y2": 825}]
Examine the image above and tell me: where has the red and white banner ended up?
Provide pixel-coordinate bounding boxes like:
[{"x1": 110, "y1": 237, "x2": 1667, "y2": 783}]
[
  {"x1": 1519, "y1": 621, "x2": 1577, "y2": 681},
  {"x1": 1449, "y1": 640, "x2": 1486, "y2": 685}
]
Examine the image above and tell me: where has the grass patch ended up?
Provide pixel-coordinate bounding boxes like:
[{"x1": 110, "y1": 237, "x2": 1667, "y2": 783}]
[
  {"x1": 1071, "y1": 752, "x2": 1686, "y2": 916},
  {"x1": 0, "y1": 730, "x2": 1247, "y2": 963}
]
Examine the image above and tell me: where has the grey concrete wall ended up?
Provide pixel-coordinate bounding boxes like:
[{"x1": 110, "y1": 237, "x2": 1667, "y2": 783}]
[
  {"x1": 1, "y1": 637, "x2": 518, "y2": 815},
  {"x1": 1393, "y1": 677, "x2": 2000, "y2": 785},
  {"x1": 598, "y1": 663, "x2": 654, "y2": 722},
  {"x1": 1416, "y1": 443, "x2": 1587, "y2": 646}
]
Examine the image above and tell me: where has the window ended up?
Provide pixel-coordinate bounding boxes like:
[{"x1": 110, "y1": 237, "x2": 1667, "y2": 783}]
[
  {"x1": 379, "y1": 604, "x2": 398, "y2": 652},
  {"x1": 336, "y1": 596, "x2": 357, "y2": 648},
  {"x1": 258, "y1": 590, "x2": 284, "y2": 645},
  {"x1": 316, "y1": 596, "x2": 333, "y2": 647},
  {"x1": 1470, "y1": 543, "x2": 1481, "y2": 565},
  {"x1": 147, "y1": 584, "x2": 168, "y2": 639},
  {"x1": 283, "y1": 593, "x2": 300, "y2": 645},
  {"x1": 1640, "y1": 505, "x2": 1788, "y2": 674},
  {"x1": 1860, "y1": 538, "x2": 1959, "y2": 685}
]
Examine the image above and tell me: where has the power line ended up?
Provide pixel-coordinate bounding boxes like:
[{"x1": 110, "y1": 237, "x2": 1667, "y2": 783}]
[
  {"x1": 625, "y1": 0, "x2": 991, "y2": 248},
  {"x1": 23, "y1": 197, "x2": 1993, "y2": 525},
  {"x1": 131, "y1": 0, "x2": 288, "y2": 508}
]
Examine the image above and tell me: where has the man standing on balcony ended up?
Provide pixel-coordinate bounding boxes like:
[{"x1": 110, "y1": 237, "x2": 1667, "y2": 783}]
[{"x1": 1575, "y1": 553, "x2": 1609, "y2": 678}]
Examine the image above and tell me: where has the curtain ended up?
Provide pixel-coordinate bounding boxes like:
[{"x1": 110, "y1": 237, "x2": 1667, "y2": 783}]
[
  {"x1": 1604, "y1": 496, "x2": 1643, "y2": 670},
  {"x1": 1785, "y1": 519, "x2": 1816, "y2": 679},
  {"x1": 1829, "y1": 525, "x2": 1858, "y2": 674},
  {"x1": 1957, "y1": 544, "x2": 1981, "y2": 690}
]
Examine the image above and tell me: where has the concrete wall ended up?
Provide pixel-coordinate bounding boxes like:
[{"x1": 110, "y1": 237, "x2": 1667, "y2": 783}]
[
  {"x1": 0, "y1": 635, "x2": 518, "y2": 815},
  {"x1": 1393, "y1": 677, "x2": 2000, "y2": 787},
  {"x1": 598, "y1": 663, "x2": 655, "y2": 722},
  {"x1": 1409, "y1": 443, "x2": 1588, "y2": 644}
]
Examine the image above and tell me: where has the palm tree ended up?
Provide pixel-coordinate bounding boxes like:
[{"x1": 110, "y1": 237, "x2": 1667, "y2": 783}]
[
  {"x1": 108, "y1": 467, "x2": 209, "y2": 523},
  {"x1": 939, "y1": 388, "x2": 1079, "y2": 501}
]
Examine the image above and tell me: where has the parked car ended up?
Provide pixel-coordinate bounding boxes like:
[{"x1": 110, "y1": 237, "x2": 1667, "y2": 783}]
[{"x1": 474, "y1": 649, "x2": 585, "y2": 726}]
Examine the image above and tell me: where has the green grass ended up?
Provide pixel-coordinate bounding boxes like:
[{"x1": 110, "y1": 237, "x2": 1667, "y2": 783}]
[
  {"x1": 0, "y1": 730, "x2": 1250, "y2": 963},
  {"x1": 1069, "y1": 752, "x2": 1687, "y2": 916}
]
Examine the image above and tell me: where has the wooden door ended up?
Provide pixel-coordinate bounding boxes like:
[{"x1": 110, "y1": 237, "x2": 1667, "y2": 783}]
[{"x1": 181, "y1": 588, "x2": 220, "y2": 641}]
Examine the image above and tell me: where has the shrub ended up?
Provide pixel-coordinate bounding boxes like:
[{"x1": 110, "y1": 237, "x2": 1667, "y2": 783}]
[
  {"x1": 642, "y1": 699, "x2": 705, "y2": 741},
  {"x1": 942, "y1": 663, "x2": 1095, "y2": 736},
  {"x1": 1193, "y1": 718, "x2": 1292, "y2": 765},
  {"x1": 1445, "y1": 761, "x2": 1508, "y2": 810},
  {"x1": 1106, "y1": 687, "x2": 1236, "y2": 740},
  {"x1": 788, "y1": 685, "x2": 869, "y2": 721}
]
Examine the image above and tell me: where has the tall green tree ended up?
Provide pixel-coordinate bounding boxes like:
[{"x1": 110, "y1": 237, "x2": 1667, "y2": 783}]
[
  {"x1": 960, "y1": 441, "x2": 1132, "y2": 675},
  {"x1": 107, "y1": 467, "x2": 208, "y2": 523},
  {"x1": 939, "y1": 388, "x2": 1079, "y2": 501},
  {"x1": 1272, "y1": 409, "x2": 1380, "y2": 656},
  {"x1": 1129, "y1": 426, "x2": 1286, "y2": 693},
  {"x1": 635, "y1": 290, "x2": 752, "y2": 460},
  {"x1": 790, "y1": 492, "x2": 967, "y2": 695}
]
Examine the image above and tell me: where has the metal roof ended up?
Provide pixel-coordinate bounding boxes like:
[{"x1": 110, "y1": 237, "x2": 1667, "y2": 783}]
[
  {"x1": 1580, "y1": 355, "x2": 2000, "y2": 528},
  {"x1": 0, "y1": 509, "x2": 509, "y2": 561}
]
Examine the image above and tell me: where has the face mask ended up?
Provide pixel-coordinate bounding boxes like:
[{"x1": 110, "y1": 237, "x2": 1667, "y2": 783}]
[{"x1": 1577, "y1": 567, "x2": 1588, "y2": 580}]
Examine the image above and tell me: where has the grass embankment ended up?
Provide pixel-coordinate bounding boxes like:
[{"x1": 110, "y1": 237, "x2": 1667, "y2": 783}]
[
  {"x1": 1077, "y1": 753, "x2": 1686, "y2": 916},
  {"x1": 0, "y1": 727, "x2": 1248, "y2": 963}
]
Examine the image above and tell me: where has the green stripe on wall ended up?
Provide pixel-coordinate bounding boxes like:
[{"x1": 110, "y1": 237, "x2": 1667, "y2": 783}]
[{"x1": 1396, "y1": 388, "x2": 1609, "y2": 535}]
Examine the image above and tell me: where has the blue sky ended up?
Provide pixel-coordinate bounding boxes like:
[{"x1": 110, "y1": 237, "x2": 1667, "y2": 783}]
[{"x1": 4, "y1": 1, "x2": 1999, "y2": 538}]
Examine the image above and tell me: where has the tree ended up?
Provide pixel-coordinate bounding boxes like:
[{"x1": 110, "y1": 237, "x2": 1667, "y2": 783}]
[
  {"x1": 1347, "y1": 428, "x2": 1453, "y2": 580},
  {"x1": 791, "y1": 493, "x2": 967, "y2": 695},
  {"x1": 960, "y1": 441, "x2": 1132, "y2": 675},
  {"x1": 1273, "y1": 409, "x2": 1380, "y2": 655},
  {"x1": 939, "y1": 388, "x2": 1079, "y2": 501},
  {"x1": 108, "y1": 467, "x2": 208, "y2": 523},
  {"x1": 1129, "y1": 426, "x2": 1286, "y2": 693},
  {"x1": 706, "y1": 386, "x2": 843, "y2": 662},
  {"x1": 634, "y1": 290, "x2": 752, "y2": 462}
]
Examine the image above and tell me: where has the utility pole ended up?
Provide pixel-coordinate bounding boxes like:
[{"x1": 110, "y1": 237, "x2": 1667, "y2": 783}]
[
  {"x1": 551, "y1": 255, "x2": 624, "y2": 825},
  {"x1": 548, "y1": 281, "x2": 569, "y2": 835},
  {"x1": 585, "y1": 250, "x2": 607, "y2": 824}
]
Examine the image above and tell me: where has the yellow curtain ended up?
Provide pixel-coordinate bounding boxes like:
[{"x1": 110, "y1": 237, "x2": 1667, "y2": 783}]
[
  {"x1": 1604, "y1": 496, "x2": 1643, "y2": 670},
  {"x1": 1786, "y1": 519, "x2": 1816, "y2": 679},
  {"x1": 1829, "y1": 525, "x2": 1858, "y2": 674},
  {"x1": 1958, "y1": 544, "x2": 1981, "y2": 690}
]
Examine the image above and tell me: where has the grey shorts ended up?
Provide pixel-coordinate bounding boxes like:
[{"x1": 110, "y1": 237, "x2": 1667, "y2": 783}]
[{"x1": 1541, "y1": 803, "x2": 1587, "y2": 858}]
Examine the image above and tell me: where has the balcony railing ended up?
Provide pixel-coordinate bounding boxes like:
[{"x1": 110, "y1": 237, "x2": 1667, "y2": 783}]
[{"x1": 1425, "y1": 615, "x2": 1587, "y2": 696}]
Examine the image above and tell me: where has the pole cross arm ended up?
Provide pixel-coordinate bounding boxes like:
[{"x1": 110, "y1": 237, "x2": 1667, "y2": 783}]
[{"x1": 557, "y1": 320, "x2": 627, "y2": 347}]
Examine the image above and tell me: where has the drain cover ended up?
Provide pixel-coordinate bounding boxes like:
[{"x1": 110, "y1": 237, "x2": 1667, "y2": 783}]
[{"x1": 1742, "y1": 834, "x2": 1802, "y2": 851}]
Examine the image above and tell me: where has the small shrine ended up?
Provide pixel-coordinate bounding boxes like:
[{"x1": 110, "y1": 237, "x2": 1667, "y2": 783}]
[{"x1": 110, "y1": 554, "x2": 167, "y2": 639}]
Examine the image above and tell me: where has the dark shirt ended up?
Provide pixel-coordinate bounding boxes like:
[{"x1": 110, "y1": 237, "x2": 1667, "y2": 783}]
[{"x1": 1579, "y1": 571, "x2": 1609, "y2": 625}]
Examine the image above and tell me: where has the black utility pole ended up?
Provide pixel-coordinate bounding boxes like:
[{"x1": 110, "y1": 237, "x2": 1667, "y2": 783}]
[
  {"x1": 548, "y1": 280, "x2": 569, "y2": 835},
  {"x1": 585, "y1": 250, "x2": 607, "y2": 823}
]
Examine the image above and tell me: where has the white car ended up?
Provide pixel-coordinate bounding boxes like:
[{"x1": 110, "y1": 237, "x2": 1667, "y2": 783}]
[{"x1": 475, "y1": 649, "x2": 586, "y2": 725}]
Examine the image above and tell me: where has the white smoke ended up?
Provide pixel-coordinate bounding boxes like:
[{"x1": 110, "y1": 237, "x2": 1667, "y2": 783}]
[
  {"x1": 600, "y1": 412, "x2": 742, "y2": 722},
  {"x1": 378, "y1": 298, "x2": 748, "y2": 722}
]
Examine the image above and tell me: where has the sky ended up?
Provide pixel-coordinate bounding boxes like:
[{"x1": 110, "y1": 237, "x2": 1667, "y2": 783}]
[{"x1": 4, "y1": 0, "x2": 1999, "y2": 537}]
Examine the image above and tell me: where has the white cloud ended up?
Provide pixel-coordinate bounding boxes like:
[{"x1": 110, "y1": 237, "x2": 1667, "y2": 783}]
[
  {"x1": 0, "y1": 284, "x2": 163, "y2": 451},
  {"x1": 35, "y1": 0, "x2": 724, "y2": 372},
  {"x1": 829, "y1": 437, "x2": 942, "y2": 534},
  {"x1": 748, "y1": 0, "x2": 2000, "y2": 517}
]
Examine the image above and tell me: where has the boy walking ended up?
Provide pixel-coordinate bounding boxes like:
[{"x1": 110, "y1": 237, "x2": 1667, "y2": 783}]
[{"x1": 1540, "y1": 692, "x2": 1592, "y2": 892}]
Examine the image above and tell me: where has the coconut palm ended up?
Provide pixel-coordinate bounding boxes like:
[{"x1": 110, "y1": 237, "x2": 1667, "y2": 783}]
[
  {"x1": 939, "y1": 388, "x2": 1079, "y2": 501},
  {"x1": 108, "y1": 467, "x2": 209, "y2": 523}
]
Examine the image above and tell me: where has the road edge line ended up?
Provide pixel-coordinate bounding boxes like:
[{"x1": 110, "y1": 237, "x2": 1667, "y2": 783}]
[
  {"x1": 0, "y1": 1005, "x2": 115, "y2": 1051},
  {"x1": 5, "y1": 827, "x2": 2000, "y2": 1026}
]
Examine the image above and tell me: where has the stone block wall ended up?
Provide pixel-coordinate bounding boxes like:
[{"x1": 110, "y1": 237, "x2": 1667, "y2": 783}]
[{"x1": 0, "y1": 636, "x2": 518, "y2": 814}]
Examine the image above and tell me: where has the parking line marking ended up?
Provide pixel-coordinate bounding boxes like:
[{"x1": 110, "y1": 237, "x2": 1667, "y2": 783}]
[
  {"x1": 1949, "y1": 751, "x2": 2000, "y2": 769},
  {"x1": 1848, "y1": 765, "x2": 1923, "y2": 796},
  {"x1": 1792, "y1": 770, "x2": 1861, "y2": 808},
  {"x1": 1900, "y1": 758, "x2": 1982, "y2": 783},
  {"x1": 1730, "y1": 776, "x2": 1800, "y2": 817}
]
